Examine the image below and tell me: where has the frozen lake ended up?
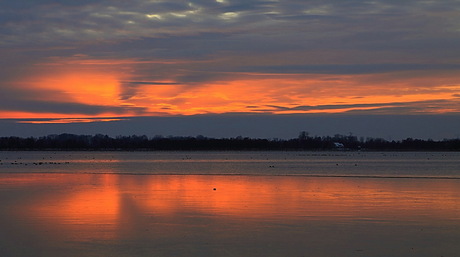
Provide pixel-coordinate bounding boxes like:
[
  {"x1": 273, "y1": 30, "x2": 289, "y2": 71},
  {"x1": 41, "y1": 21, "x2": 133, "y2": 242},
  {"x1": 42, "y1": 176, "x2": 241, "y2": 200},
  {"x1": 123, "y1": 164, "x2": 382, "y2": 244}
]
[{"x1": 1, "y1": 151, "x2": 460, "y2": 256}]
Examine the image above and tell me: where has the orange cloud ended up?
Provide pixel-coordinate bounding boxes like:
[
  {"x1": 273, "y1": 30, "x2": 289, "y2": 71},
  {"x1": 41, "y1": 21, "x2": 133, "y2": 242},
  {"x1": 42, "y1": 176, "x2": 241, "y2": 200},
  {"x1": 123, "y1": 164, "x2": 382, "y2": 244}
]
[
  {"x1": 124, "y1": 73, "x2": 460, "y2": 115},
  {"x1": 29, "y1": 72, "x2": 121, "y2": 107},
  {"x1": 2, "y1": 56, "x2": 459, "y2": 121},
  {"x1": 2, "y1": 58, "x2": 137, "y2": 119}
]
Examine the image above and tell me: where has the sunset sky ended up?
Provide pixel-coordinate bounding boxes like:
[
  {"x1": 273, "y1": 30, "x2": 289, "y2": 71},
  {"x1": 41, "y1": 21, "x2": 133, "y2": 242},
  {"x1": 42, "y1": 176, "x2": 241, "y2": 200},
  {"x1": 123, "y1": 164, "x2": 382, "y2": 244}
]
[{"x1": 1, "y1": 0, "x2": 460, "y2": 139}]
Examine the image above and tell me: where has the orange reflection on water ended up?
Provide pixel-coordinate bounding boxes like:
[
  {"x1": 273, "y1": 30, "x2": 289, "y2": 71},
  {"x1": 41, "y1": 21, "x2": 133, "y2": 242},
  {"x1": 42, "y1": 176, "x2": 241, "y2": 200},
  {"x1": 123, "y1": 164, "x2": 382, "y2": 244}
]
[
  {"x1": 46, "y1": 175, "x2": 119, "y2": 225},
  {"x1": 13, "y1": 174, "x2": 121, "y2": 240},
  {"x1": 3, "y1": 173, "x2": 460, "y2": 242},
  {"x1": 128, "y1": 175, "x2": 460, "y2": 221}
]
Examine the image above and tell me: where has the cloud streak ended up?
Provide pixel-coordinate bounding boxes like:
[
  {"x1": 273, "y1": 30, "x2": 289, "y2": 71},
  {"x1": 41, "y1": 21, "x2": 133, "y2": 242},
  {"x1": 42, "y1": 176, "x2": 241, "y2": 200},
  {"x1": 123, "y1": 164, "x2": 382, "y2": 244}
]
[
  {"x1": 263, "y1": 99, "x2": 460, "y2": 114},
  {"x1": 0, "y1": 97, "x2": 146, "y2": 116}
]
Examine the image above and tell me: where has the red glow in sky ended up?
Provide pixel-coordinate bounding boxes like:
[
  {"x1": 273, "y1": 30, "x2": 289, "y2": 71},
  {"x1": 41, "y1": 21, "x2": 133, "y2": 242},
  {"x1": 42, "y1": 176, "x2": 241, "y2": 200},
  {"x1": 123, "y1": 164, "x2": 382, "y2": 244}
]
[{"x1": 0, "y1": 1, "x2": 459, "y2": 137}]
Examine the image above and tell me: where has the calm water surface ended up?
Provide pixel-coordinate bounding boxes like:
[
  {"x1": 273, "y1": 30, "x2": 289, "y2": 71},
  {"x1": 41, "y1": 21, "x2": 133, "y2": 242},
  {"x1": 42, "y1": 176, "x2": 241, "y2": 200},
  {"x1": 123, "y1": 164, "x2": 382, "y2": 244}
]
[
  {"x1": 1, "y1": 151, "x2": 459, "y2": 177},
  {"x1": 1, "y1": 151, "x2": 460, "y2": 257}
]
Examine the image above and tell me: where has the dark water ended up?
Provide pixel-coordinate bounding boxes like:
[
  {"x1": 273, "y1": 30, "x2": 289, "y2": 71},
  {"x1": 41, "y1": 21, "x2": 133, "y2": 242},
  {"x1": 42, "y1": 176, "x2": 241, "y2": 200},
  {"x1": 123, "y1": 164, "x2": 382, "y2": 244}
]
[
  {"x1": 1, "y1": 151, "x2": 459, "y2": 178},
  {"x1": 1, "y1": 151, "x2": 460, "y2": 257}
]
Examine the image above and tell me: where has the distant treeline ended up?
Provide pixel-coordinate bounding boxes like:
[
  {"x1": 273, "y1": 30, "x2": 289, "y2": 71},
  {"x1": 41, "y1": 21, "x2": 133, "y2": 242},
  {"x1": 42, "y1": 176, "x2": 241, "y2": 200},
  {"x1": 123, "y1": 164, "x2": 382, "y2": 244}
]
[{"x1": 0, "y1": 132, "x2": 460, "y2": 151}]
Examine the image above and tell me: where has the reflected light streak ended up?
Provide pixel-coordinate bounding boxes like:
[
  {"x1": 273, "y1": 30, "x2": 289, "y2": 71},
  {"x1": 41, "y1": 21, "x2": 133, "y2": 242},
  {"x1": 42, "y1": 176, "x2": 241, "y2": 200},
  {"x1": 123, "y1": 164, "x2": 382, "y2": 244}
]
[
  {"x1": 31, "y1": 174, "x2": 120, "y2": 224},
  {"x1": 133, "y1": 176, "x2": 460, "y2": 221},
  {"x1": 22, "y1": 174, "x2": 120, "y2": 240},
  {"x1": 4, "y1": 173, "x2": 460, "y2": 242}
]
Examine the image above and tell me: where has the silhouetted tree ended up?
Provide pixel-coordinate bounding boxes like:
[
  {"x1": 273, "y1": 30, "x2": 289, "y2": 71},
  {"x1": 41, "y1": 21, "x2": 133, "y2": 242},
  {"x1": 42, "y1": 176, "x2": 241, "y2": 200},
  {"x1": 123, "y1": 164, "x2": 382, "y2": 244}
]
[{"x1": 0, "y1": 133, "x2": 459, "y2": 151}]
